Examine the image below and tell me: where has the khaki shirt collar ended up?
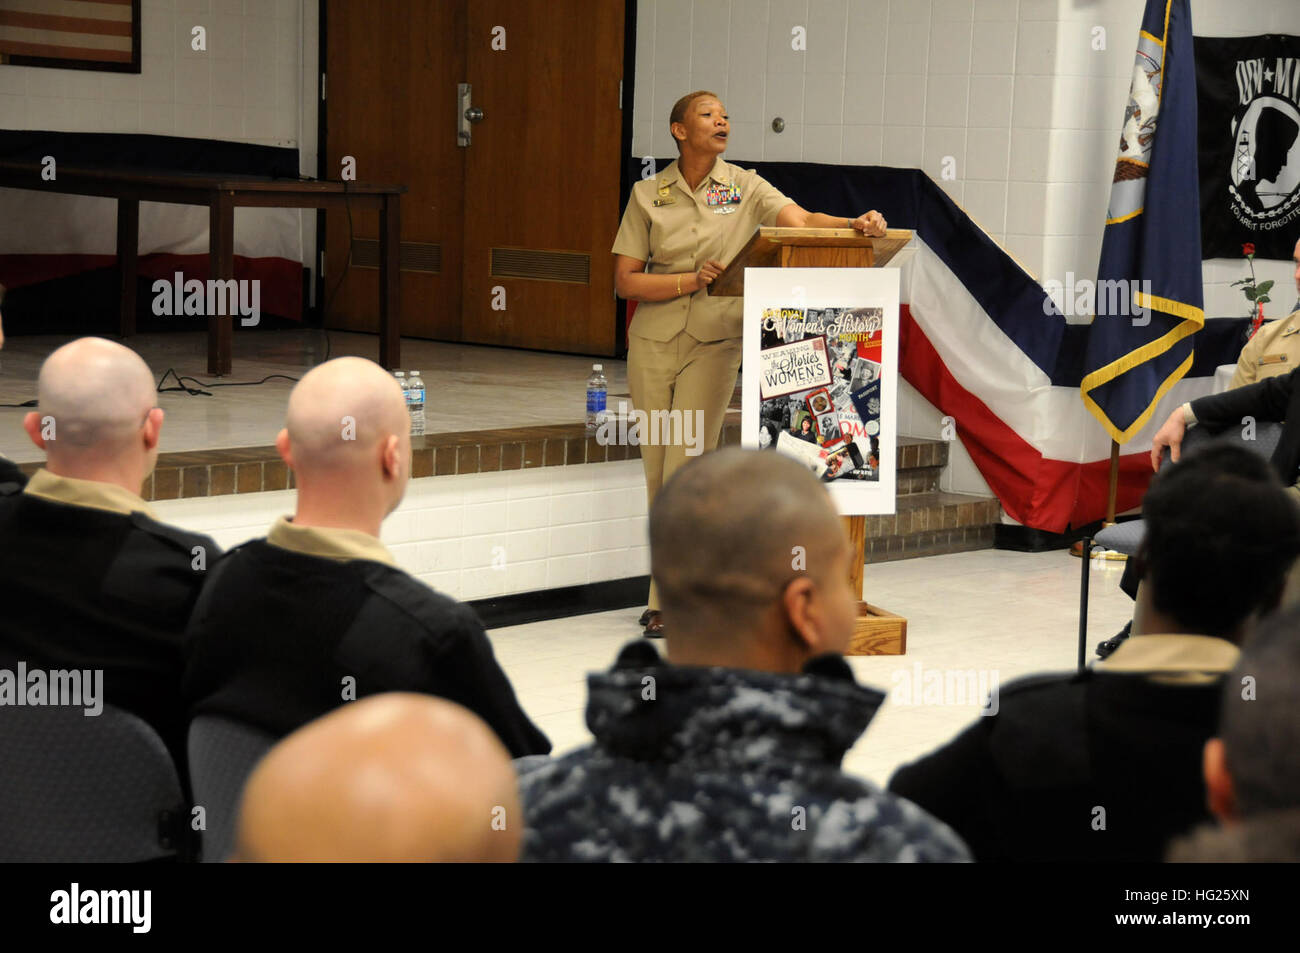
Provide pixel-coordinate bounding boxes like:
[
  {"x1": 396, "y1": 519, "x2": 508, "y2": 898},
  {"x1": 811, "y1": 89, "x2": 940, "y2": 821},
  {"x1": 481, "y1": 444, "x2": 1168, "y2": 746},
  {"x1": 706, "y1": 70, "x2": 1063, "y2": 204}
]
[
  {"x1": 266, "y1": 515, "x2": 396, "y2": 567},
  {"x1": 23, "y1": 467, "x2": 155, "y2": 518},
  {"x1": 657, "y1": 157, "x2": 730, "y2": 192},
  {"x1": 705, "y1": 156, "x2": 731, "y2": 185},
  {"x1": 1279, "y1": 308, "x2": 1300, "y2": 337},
  {"x1": 1094, "y1": 633, "x2": 1239, "y2": 685}
]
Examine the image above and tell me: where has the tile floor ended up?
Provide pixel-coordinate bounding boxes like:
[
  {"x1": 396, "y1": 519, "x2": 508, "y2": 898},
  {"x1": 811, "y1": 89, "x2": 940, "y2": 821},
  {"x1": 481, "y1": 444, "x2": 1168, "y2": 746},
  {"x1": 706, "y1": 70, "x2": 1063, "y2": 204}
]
[{"x1": 488, "y1": 548, "x2": 1135, "y2": 788}]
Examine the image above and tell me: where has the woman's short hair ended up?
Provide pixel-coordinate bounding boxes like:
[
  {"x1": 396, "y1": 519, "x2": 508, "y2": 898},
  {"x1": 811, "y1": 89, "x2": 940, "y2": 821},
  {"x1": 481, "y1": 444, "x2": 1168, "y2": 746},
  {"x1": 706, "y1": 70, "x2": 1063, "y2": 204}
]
[{"x1": 669, "y1": 90, "x2": 720, "y2": 150}]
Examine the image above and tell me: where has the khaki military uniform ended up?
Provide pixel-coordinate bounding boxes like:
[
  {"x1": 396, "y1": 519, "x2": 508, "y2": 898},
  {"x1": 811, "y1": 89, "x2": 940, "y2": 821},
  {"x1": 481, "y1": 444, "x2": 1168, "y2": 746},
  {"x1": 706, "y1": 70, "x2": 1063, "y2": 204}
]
[
  {"x1": 613, "y1": 157, "x2": 793, "y2": 610},
  {"x1": 23, "y1": 467, "x2": 154, "y2": 516},
  {"x1": 1192, "y1": 311, "x2": 1300, "y2": 601},
  {"x1": 1230, "y1": 308, "x2": 1300, "y2": 387},
  {"x1": 267, "y1": 515, "x2": 397, "y2": 566}
]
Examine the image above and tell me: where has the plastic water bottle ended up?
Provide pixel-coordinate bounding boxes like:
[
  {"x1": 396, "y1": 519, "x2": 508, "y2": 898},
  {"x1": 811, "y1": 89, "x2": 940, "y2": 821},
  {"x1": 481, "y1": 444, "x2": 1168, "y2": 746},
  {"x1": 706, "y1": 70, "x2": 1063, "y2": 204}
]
[
  {"x1": 408, "y1": 370, "x2": 426, "y2": 437},
  {"x1": 586, "y1": 363, "x2": 607, "y2": 434},
  {"x1": 395, "y1": 371, "x2": 411, "y2": 430}
]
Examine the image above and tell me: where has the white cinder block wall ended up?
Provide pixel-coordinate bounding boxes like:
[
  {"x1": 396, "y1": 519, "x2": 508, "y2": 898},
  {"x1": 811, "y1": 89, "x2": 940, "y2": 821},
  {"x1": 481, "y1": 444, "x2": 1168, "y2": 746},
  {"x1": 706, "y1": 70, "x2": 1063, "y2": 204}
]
[
  {"x1": 151, "y1": 461, "x2": 652, "y2": 603},
  {"x1": 632, "y1": 0, "x2": 1300, "y2": 500},
  {"x1": 0, "y1": 0, "x2": 320, "y2": 304}
]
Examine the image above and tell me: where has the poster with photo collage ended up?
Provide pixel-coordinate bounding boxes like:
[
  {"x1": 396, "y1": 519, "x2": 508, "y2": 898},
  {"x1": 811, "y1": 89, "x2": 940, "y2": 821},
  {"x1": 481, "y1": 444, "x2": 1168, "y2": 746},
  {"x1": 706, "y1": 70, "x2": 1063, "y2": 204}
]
[{"x1": 742, "y1": 268, "x2": 899, "y2": 515}]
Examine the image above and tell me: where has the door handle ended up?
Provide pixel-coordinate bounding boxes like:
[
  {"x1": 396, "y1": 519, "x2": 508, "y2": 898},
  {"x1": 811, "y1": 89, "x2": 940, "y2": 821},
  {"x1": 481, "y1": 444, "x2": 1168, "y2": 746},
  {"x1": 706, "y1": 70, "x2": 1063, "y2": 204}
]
[
  {"x1": 457, "y1": 84, "x2": 484, "y2": 147},
  {"x1": 457, "y1": 82, "x2": 473, "y2": 147}
]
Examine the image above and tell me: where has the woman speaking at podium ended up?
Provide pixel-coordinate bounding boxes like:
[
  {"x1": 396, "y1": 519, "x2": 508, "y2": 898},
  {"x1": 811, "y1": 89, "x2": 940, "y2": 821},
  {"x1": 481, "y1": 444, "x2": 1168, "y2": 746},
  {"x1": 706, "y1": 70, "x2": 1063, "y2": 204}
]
[{"x1": 612, "y1": 90, "x2": 887, "y2": 638}]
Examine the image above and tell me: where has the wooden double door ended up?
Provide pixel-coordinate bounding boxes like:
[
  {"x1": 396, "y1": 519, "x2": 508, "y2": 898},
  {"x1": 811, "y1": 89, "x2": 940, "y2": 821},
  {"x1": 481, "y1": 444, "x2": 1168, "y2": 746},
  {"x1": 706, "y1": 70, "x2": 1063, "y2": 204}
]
[{"x1": 323, "y1": 0, "x2": 625, "y2": 354}]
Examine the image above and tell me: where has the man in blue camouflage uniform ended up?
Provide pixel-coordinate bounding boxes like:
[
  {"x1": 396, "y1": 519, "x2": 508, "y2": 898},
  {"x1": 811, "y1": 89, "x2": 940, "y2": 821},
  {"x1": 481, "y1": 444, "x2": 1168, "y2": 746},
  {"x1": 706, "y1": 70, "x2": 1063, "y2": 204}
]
[{"x1": 519, "y1": 447, "x2": 969, "y2": 862}]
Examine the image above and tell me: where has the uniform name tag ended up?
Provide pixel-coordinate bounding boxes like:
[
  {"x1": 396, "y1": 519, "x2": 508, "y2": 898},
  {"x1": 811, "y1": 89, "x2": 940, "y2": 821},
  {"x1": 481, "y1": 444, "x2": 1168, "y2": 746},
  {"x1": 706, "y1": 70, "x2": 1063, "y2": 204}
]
[{"x1": 712, "y1": 206, "x2": 737, "y2": 214}]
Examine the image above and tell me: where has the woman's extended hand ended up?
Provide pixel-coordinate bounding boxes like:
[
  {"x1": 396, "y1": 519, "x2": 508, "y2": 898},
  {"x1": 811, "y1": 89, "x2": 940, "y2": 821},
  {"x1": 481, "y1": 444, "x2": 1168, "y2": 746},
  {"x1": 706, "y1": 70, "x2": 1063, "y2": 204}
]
[{"x1": 850, "y1": 211, "x2": 888, "y2": 237}]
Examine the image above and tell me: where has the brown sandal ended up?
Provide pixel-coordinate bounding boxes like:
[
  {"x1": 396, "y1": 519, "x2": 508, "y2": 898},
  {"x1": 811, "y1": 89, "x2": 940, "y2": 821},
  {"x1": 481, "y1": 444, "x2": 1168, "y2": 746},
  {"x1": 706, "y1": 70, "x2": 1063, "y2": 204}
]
[{"x1": 638, "y1": 609, "x2": 665, "y2": 639}]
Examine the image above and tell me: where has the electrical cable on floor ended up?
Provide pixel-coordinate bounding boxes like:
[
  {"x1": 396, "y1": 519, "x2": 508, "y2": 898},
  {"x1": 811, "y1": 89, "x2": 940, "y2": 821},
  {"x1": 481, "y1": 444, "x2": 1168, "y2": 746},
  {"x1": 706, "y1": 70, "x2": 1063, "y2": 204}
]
[
  {"x1": 156, "y1": 367, "x2": 300, "y2": 397},
  {"x1": 151, "y1": 177, "x2": 352, "y2": 397}
]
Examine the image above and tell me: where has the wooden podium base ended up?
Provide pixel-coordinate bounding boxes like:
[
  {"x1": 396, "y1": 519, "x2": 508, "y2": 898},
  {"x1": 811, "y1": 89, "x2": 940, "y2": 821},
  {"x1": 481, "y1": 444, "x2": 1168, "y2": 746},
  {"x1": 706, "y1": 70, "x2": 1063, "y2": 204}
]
[
  {"x1": 844, "y1": 515, "x2": 907, "y2": 656},
  {"x1": 847, "y1": 602, "x2": 907, "y2": 656}
]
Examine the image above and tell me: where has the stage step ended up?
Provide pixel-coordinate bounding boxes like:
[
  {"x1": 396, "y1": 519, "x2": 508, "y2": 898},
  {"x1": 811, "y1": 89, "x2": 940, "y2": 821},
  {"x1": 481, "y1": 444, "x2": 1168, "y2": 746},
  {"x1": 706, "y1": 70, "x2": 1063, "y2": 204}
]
[
  {"x1": 718, "y1": 423, "x2": 1003, "y2": 564},
  {"x1": 864, "y1": 491, "x2": 1002, "y2": 564}
]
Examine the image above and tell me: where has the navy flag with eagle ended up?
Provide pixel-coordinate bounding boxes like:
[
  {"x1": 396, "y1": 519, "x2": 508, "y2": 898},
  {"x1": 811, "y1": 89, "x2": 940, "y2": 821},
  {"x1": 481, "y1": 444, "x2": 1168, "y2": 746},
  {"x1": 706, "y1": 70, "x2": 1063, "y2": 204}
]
[{"x1": 1080, "y1": 0, "x2": 1204, "y2": 444}]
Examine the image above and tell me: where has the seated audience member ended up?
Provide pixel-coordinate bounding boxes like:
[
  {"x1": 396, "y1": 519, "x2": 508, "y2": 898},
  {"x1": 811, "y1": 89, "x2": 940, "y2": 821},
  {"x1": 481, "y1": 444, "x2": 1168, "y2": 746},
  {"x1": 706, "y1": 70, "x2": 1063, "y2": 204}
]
[
  {"x1": 0, "y1": 283, "x2": 24, "y2": 490},
  {"x1": 1099, "y1": 241, "x2": 1300, "y2": 659},
  {"x1": 1229, "y1": 236, "x2": 1300, "y2": 388},
  {"x1": 0, "y1": 459, "x2": 24, "y2": 491},
  {"x1": 1166, "y1": 809, "x2": 1300, "y2": 862},
  {"x1": 890, "y1": 444, "x2": 1300, "y2": 862},
  {"x1": 182, "y1": 357, "x2": 549, "y2": 757},
  {"x1": 1168, "y1": 605, "x2": 1300, "y2": 862},
  {"x1": 232, "y1": 693, "x2": 521, "y2": 862},
  {"x1": 1152, "y1": 369, "x2": 1300, "y2": 502},
  {"x1": 0, "y1": 338, "x2": 219, "y2": 765},
  {"x1": 519, "y1": 447, "x2": 970, "y2": 862}
]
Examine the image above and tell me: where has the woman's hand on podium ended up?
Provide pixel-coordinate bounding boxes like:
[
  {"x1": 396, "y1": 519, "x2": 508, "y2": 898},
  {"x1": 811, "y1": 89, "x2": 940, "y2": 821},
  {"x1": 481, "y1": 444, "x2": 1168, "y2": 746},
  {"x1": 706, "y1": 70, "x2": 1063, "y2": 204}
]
[
  {"x1": 850, "y1": 211, "x2": 888, "y2": 237},
  {"x1": 693, "y1": 259, "x2": 726, "y2": 292}
]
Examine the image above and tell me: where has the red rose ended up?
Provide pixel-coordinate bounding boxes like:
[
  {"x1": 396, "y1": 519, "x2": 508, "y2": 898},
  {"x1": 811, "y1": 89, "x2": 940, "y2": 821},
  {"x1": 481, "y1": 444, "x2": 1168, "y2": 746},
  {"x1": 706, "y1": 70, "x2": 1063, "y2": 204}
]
[{"x1": 1243, "y1": 242, "x2": 1256, "y2": 256}]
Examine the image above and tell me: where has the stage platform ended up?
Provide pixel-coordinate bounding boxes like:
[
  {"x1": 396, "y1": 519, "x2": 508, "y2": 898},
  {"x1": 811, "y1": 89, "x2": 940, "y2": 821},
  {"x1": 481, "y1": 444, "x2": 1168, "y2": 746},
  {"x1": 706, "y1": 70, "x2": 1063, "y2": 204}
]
[
  {"x1": 0, "y1": 329, "x2": 628, "y2": 463},
  {"x1": 0, "y1": 330, "x2": 1002, "y2": 639}
]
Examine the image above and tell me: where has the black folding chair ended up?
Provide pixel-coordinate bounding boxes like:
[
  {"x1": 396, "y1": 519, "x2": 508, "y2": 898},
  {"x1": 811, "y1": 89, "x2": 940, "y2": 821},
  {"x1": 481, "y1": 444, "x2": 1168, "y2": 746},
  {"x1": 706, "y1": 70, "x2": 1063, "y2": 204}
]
[
  {"x1": 187, "y1": 716, "x2": 276, "y2": 863},
  {"x1": 0, "y1": 702, "x2": 189, "y2": 862}
]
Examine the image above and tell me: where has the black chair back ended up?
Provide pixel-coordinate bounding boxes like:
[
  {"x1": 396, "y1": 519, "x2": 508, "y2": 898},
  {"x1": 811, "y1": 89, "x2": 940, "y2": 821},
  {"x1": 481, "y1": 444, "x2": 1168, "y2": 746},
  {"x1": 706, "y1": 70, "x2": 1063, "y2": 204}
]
[
  {"x1": 1173, "y1": 418, "x2": 1283, "y2": 460},
  {"x1": 188, "y1": 716, "x2": 276, "y2": 863},
  {"x1": 0, "y1": 703, "x2": 187, "y2": 862}
]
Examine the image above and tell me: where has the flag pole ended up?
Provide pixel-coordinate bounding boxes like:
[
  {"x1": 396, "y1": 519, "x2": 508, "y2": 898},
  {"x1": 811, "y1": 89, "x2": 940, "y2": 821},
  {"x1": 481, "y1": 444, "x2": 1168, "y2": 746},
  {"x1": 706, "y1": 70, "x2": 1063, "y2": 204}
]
[{"x1": 1105, "y1": 439, "x2": 1120, "y2": 526}]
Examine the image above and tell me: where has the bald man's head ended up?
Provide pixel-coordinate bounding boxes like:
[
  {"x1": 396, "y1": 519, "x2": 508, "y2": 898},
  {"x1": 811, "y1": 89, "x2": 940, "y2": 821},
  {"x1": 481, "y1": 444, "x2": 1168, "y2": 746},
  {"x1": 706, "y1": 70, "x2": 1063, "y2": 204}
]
[
  {"x1": 25, "y1": 337, "x2": 160, "y2": 471},
  {"x1": 233, "y1": 694, "x2": 522, "y2": 863},
  {"x1": 278, "y1": 357, "x2": 410, "y2": 514},
  {"x1": 650, "y1": 447, "x2": 858, "y2": 665}
]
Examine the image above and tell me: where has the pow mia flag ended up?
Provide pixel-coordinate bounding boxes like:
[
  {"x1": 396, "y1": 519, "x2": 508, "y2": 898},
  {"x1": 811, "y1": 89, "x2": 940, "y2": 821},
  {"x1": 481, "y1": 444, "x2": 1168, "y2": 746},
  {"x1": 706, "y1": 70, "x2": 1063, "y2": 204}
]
[{"x1": 1196, "y1": 34, "x2": 1300, "y2": 259}]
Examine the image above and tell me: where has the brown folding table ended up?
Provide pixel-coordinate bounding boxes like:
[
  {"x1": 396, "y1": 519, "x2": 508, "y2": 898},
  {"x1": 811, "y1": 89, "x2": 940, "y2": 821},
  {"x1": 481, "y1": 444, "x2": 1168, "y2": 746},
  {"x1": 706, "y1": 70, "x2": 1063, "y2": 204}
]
[{"x1": 0, "y1": 161, "x2": 406, "y2": 375}]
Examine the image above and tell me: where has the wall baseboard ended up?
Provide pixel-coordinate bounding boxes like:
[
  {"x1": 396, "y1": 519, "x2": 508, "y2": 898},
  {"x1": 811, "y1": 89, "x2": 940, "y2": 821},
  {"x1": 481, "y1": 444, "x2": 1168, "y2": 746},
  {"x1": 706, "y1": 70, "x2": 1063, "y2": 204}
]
[{"x1": 469, "y1": 575, "x2": 650, "y2": 630}]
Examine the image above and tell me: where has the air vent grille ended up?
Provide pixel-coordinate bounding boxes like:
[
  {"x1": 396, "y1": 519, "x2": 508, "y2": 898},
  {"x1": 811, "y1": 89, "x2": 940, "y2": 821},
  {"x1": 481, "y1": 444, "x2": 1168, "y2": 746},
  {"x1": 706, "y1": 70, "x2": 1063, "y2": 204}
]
[
  {"x1": 350, "y1": 239, "x2": 441, "y2": 273},
  {"x1": 489, "y1": 247, "x2": 590, "y2": 284}
]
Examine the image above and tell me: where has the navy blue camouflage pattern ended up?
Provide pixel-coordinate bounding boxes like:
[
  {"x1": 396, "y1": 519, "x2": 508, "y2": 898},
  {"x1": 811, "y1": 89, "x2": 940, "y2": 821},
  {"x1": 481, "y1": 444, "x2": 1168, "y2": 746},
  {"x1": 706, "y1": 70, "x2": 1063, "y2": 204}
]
[{"x1": 520, "y1": 641, "x2": 971, "y2": 862}]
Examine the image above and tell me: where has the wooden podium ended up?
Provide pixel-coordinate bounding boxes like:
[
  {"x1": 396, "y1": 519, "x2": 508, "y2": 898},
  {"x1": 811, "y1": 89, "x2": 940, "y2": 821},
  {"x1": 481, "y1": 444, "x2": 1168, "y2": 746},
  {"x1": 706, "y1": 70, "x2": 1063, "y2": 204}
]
[{"x1": 710, "y1": 226, "x2": 914, "y2": 655}]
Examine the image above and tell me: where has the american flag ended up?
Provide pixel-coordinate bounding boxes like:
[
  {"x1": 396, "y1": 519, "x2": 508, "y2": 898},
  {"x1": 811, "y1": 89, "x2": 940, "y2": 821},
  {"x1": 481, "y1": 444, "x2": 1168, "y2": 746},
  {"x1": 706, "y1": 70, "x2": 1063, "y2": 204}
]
[{"x1": 0, "y1": 0, "x2": 138, "y2": 71}]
